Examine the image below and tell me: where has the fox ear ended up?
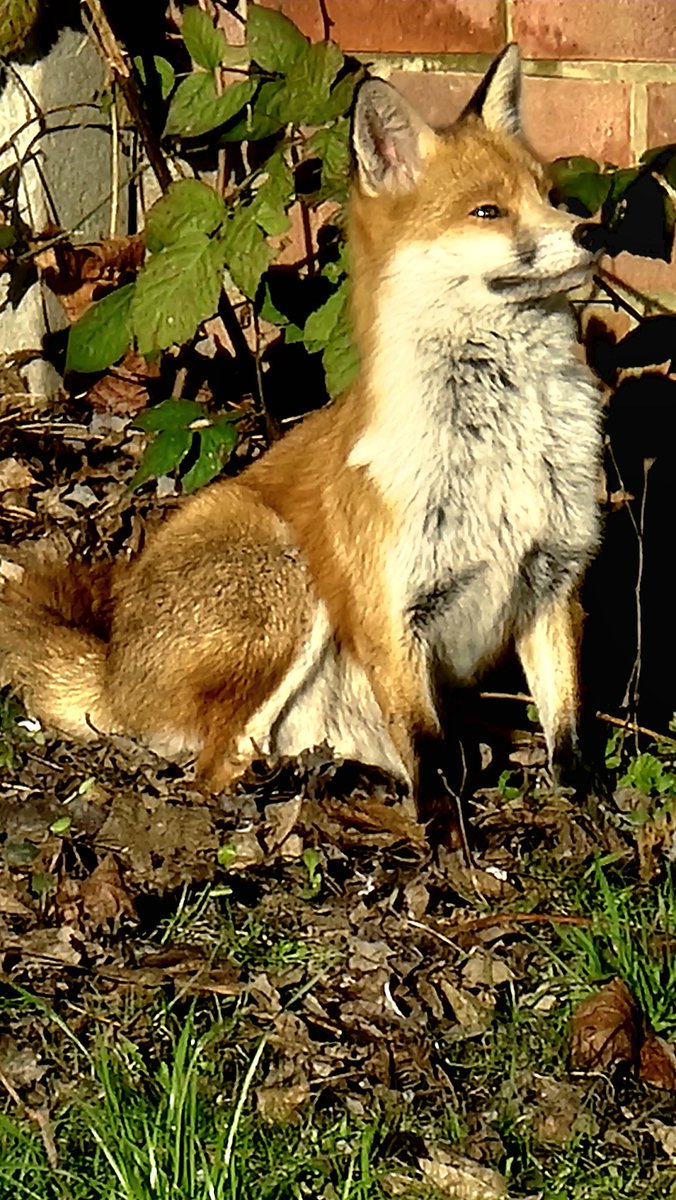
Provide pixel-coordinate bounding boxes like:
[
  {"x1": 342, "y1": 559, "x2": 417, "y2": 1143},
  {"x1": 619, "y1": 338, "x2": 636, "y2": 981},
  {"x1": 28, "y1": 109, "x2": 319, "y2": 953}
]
[
  {"x1": 462, "y1": 44, "x2": 523, "y2": 137},
  {"x1": 352, "y1": 80, "x2": 436, "y2": 197}
]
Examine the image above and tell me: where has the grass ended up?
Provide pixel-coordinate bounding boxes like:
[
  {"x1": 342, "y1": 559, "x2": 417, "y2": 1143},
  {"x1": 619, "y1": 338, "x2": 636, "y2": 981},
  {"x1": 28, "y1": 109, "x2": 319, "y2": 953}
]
[
  {"x1": 4, "y1": 735, "x2": 676, "y2": 1199},
  {"x1": 0, "y1": 1008, "x2": 401, "y2": 1200}
]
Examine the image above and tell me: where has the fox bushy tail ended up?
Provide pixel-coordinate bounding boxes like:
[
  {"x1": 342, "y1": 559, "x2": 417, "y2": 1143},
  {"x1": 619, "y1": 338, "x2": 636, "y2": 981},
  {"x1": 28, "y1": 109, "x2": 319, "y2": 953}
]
[{"x1": 0, "y1": 562, "x2": 116, "y2": 738}]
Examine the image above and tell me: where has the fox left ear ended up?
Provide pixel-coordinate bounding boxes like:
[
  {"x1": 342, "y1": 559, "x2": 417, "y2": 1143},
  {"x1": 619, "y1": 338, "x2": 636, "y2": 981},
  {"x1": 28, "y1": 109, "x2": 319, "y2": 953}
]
[{"x1": 462, "y1": 44, "x2": 523, "y2": 137}]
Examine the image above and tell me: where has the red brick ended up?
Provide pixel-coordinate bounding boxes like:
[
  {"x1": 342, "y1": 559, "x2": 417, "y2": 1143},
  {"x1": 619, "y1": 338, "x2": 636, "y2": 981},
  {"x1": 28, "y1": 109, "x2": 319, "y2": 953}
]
[
  {"x1": 647, "y1": 84, "x2": 676, "y2": 147},
  {"x1": 259, "y1": 0, "x2": 505, "y2": 54},
  {"x1": 605, "y1": 250, "x2": 676, "y2": 301},
  {"x1": 512, "y1": 0, "x2": 676, "y2": 62},
  {"x1": 523, "y1": 77, "x2": 631, "y2": 163},
  {"x1": 386, "y1": 71, "x2": 477, "y2": 126},
  {"x1": 390, "y1": 72, "x2": 631, "y2": 163}
]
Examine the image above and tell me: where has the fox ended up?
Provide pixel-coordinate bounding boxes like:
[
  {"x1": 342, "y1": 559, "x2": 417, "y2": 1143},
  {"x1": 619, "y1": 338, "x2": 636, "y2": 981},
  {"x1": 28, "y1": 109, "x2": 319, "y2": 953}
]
[{"x1": 0, "y1": 45, "x2": 603, "y2": 820}]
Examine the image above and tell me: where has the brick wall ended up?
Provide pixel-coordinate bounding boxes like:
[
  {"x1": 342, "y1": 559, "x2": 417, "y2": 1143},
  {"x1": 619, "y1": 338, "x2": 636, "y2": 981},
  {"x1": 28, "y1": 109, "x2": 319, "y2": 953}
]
[{"x1": 263, "y1": 0, "x2": 676, "y2": 302}]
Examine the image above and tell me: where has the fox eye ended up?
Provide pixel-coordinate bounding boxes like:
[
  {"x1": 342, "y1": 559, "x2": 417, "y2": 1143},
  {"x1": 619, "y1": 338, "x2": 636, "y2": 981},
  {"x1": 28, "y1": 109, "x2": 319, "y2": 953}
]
[{"x1": 470, "y1": 204, "x2": 504, "y2": 219}]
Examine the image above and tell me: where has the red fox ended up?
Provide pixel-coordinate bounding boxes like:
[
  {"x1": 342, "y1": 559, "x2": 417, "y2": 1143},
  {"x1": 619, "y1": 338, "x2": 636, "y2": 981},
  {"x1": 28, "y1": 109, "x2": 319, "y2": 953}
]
[{"x1": 0, "y1": 46, "x2": 602, "y2": 816}]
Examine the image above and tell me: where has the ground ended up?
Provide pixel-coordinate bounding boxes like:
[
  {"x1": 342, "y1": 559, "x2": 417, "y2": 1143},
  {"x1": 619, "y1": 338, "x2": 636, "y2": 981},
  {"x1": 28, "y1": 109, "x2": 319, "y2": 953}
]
[{"x1": 1, "y1": 386, "x2": 676, "y2": 1199}]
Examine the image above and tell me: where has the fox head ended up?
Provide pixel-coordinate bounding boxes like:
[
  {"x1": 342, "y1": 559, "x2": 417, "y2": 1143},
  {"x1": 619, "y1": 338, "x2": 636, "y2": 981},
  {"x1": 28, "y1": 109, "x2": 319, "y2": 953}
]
[{"x1": 349, "y1": 46, "x2": 599, "y2": 340}]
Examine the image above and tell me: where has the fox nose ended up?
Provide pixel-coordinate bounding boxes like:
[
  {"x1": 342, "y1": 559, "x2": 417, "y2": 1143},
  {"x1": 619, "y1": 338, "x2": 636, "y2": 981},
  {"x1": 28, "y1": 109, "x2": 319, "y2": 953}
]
[{"x1": 573, "y1": 222, "x2": 607, "y2": 255}]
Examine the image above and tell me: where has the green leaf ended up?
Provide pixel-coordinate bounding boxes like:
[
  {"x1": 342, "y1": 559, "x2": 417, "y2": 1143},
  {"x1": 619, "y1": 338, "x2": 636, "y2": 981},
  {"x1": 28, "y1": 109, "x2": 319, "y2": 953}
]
[
  {"x1": 182, "y1": 7, "x2": 227, "y2": 71},
  {"x1": 66, "y1": 283, "x2": 134, "y2": 373},
  {"x1": 49, "y1": 816, "x2": 72, "y2": 835},
  {"x1": 303, "y1": 285, "x2": 346, "y2": 351},
  {"x1": 134, "y1": 397, "x2": 204, "y2": 432},
  {"x1": 316, "y1": 69, "x2": 360, "y2": 122},
  {"x1": 604, "y1": 167, "x2": 640, "y2": 207},
  {"x1": 165, "y1": 74, "x2": 256, "y2": 138},
  {"x1": 145, "y1": 179, "x2": 227, "y2": 254},
  {"x1": 305, "y1": 120, "x2": 350, "y2": 202},
  {"x1": 250, "y1": 151, "x2": 294, "y2": 235},
  {"x1": 322, "y1": 318, "x2": 358, "y2": 396},
  {"x1": 219, "y1": 80, "x2": 286, "y2": 141},
  {"x1": 247, "y1": 3, "x2": 308, "y2": 73},
  {"x1": 0, "y1": 224, "x2": 17, "y2": 250},
  {"x1": 259, "y1": 282, "x2": 289, "y2": 325},
  {"x1": 275, "y1": 41, "x2": 344, "y2": 126},
  {"x1": 221, "y1": 211, "x2": 272, "y2": 298},
  {"x1": 182, "y1": 421, "x2": 238, "y2": 492},
  {"x1": 131, "y1": 234, "x2": 226, "y2": 354},
  {"x1": 131, "y1": 427, "x2": 193, "y2": 489},
  {"x1": 549, "y1": 157, "x2": 611, "y2": 216},
  {"x1": 133, "y1": 55, "x2": 176, "y2": 100},
  {"x1": 283, "y1": 322, "x2": 304, "y2": 344}
]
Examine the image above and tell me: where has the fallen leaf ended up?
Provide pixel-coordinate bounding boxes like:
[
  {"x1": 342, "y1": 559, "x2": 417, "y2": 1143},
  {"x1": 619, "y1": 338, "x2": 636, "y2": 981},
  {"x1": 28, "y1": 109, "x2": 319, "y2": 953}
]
[
  {"x1": 79, "y1": 855, "x2": 135, "y2": 928},
  {"x1": 264, "y1": 796, "x2": 302, "y2": 851},
  {"x1": 255, "y1": 1082, "x2": 309, "y2": 1123},
  {"x1": 419, "y1": 1152, "x2": 507, "y2": 1198},
  {"x1": 0, "y1": 458, "x2": 37, "y2": 493},
  {"x1": 639, "y1": 1031, "x2": 676, "y2": 1090},
  {"x1": 645, "y1": 1118, "x2": 676, "y2": 1161},
  {"x1": 437, "y1": 977, "x2": 495, "y2": 1037},
  {"x1": 36, "y1": 234, "x2": 144, "y2": 323},
  {"x1": 570, "y1": 978, "x2": 640, "y2": 1071}
]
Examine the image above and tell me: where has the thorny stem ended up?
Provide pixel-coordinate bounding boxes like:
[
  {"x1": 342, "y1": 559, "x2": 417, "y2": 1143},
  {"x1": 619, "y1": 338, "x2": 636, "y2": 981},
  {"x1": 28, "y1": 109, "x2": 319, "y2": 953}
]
[{"x1": 84, "y1": 0, "x2": 173, "y2": 193}]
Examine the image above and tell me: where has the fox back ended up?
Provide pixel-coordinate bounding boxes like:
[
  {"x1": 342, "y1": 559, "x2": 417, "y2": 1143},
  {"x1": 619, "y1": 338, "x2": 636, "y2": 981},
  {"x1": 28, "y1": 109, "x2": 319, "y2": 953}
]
[{"x1": 0, "y1": 46, "x2": 602, "y2": 818}]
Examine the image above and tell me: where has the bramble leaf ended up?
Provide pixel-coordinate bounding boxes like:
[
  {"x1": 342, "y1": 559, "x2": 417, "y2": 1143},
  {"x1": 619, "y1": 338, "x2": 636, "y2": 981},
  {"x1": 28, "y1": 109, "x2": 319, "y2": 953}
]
[
  {"x1": 303, "y1": 284, "x2": 346, "y2": 351},
  {"x1": 219, "y1": 80, "x2": 286, "y2": 141},
  {"x1": 145, "y1": 179, "x2": 227, "y2": 254},
  {"x1": 165, "y1": 74, "x2": 255, "y2": 137},
  {"x1": 550, "y1": 157, "x2": 611, "y2": 216},
  {"x1": 248, "y1": 4, "x2": 308, "y2": 73},
  {"x1": 66, "y1": 283, "x2": 134, "y2": 373},
  {"x1": 134, "y1": 398, "x2": 204, "y2": 432},
  {"x1": 131, "y1": 427, "x2": 193, "y2": 488},
  {"x1": 250, "y1": 151, "x2": 294, "y2": 235},
  {"x1": 275, "y1": 42, "x2": 344, "y2": 125},
  {"x1": 133, "y1": 55, "x2": 176, "y2": 100},
  {"x1": 182, "y1": 420, "x2": 238, "y2": 492},
  {"x1": 221, "y1": 211, "x2": 273, "y2": 298},
  {"x1": 322, "y1": 315, "x2": 359, "y2": 396},
  {"x1": 131, "y1": 234, "x2": 226, "y2": 354},
  {"x1": 181, "y1": 7, "x2": 227, "y2": 71}
]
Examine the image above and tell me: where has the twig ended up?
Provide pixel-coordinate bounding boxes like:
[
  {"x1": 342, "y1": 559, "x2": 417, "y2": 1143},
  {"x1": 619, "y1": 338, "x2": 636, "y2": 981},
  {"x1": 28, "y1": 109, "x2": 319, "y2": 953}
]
[
  {"x1": 591, "y1": 272, "x2": 644, "y2": 322},
  {"x1": 84, "y1": 0, "x2": 172, "y2": 193},
  {"x1": 318, "y1": 0, "x2": 334, "y2": 41},
  {"x1": 436, "y1": 912, "x2": 593, "y2": 935},
  {"x1": 596, "y1": 710, "x2": 676, "y2": 746},
  {"x1": 481, "y1": 690, "x2": 676, "y2": 746},
  {"x1": 109, "y1": 81, "x2": 120, "y2": 238}
]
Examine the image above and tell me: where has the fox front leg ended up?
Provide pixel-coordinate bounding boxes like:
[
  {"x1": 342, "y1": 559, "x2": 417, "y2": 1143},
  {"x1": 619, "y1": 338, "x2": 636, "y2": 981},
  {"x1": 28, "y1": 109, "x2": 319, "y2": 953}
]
[{"x1": 515, "y1": 591, "x2": 586, "y2": 787}]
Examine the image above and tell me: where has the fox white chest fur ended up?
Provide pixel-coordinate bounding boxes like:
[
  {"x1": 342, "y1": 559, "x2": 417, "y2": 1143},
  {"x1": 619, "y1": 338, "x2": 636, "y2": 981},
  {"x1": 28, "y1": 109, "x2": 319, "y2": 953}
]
[{"x1": 266, "y1": 293, "x2": 600, "y2": 779}]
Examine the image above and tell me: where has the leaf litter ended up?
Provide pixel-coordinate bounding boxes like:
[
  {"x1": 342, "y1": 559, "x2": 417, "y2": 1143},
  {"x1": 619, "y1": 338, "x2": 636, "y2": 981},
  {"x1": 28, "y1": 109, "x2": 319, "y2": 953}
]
[{"x1": 1, "y1": 392, "x2": 676, "y2": 1195}]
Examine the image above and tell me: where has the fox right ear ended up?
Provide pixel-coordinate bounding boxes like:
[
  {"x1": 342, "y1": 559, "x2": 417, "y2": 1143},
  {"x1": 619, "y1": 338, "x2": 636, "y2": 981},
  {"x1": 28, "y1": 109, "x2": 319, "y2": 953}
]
[{"x1": 352, "y1": 80, "x2": 436, "y2": 197}]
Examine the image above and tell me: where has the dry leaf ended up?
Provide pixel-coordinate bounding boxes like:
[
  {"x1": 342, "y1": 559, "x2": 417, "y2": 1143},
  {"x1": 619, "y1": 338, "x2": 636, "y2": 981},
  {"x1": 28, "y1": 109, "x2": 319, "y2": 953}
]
[
  {"x1": 437, "y1": 977, "x2": 495, "y2": 1037},
  {"x1": 639, "y1": 1032, "x2": 676, "y2": 1090},
  {"x1": 264, "y1": 796, "x2": 303, "y2": 851},
  {"x1": 419, "y1": 1153, "x2": 507, "y2": 1198},
  {"x1": 79, "y1": 855, "x2": 135, "y2": 928},
  {"x1": 0, "y1": 458, "x2": 37, "y2": 493},
  {"x1": 36, "y1": 234, "x2": 144, "y2": 323},
  {"x1": 645, "y1": 1119, "x2": 676, "y2": 1160},
  {"x1": 570, "y1": 978, "x2": 640, "y2": 1071},
  {"x1": 256, "y1": 1082, "x2": 309, "y2": 1123}
]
